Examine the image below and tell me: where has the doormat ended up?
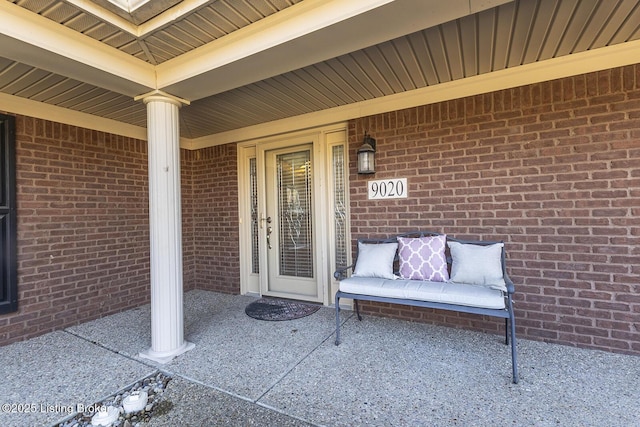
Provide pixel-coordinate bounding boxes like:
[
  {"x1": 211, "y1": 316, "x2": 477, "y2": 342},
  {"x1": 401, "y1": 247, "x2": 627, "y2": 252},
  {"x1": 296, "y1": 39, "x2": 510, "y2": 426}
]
[{"x1": 245, "y1": 298, "x2": 321, "y2": 321}]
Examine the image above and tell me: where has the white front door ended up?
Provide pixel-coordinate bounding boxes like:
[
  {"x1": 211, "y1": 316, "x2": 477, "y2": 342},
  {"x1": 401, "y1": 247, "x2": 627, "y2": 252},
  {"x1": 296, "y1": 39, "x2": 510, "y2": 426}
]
[
  {"x1": 262, "y1": 144, "x2": 320, "y2": 301},
  {"x1": 238, "y1": 126, "x2": 349, "y2": 305}
]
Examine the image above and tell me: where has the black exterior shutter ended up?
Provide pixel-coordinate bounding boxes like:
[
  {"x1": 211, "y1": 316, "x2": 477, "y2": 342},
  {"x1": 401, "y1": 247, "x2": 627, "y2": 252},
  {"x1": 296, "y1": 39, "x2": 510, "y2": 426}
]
[{"x1": 0, "y1": 114, "x2": 17, "y2": 314}]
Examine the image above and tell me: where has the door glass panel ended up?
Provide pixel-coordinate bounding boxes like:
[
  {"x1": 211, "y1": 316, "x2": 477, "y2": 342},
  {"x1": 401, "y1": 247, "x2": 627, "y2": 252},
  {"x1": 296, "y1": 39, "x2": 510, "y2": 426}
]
[
  {"x1": 332, "y1": 145, "x2": 348, "y2": 276},
  {"x1": 277, "y1": 151, "x2": 313, "y2": 278}
]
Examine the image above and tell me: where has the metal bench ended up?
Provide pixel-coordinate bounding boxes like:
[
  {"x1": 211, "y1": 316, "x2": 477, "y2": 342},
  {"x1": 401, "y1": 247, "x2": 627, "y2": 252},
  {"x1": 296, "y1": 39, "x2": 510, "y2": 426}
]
[{"x1": 333, "y1": 231, "x2": 519, "y2": 384}]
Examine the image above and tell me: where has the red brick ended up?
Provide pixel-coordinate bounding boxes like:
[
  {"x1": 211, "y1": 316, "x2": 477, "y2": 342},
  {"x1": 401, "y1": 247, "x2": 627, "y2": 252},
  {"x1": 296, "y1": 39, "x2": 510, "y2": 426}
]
[
  {"x1": 5, "y1": 65, "x2": 640, "y2": 359},
  {"x1": 350, "y1": 65, "x2": 640, "y2": 356}
]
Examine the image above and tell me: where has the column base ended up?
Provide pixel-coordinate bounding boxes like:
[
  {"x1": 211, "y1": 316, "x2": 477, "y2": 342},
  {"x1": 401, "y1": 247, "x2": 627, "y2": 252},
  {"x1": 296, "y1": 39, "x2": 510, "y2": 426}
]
[{"x1": 139, "y1": 341, "x2": 195, "y2": 364}]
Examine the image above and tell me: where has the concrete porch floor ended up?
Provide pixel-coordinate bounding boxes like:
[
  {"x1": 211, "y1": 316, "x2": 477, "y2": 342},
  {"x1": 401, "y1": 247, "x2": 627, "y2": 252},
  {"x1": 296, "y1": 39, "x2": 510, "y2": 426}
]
[{"x1": 1, "y1": 289, "x2": 638, "y2": 427}]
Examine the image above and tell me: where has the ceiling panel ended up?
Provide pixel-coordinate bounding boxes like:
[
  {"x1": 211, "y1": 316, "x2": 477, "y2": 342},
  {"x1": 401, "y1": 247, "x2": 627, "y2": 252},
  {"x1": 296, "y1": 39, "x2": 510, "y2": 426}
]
[
  {"x1": 101, "y1": 30, "x2": 139, "y2": 50},
  {"x1": 139, "y1": 0, "x2": 304, "y2": 63},
  {"x1": 309, "y1": 62, "x2": 359, "y2": 105},
  {"x1": 476, "y1": 8, "x2": 497, "y2": 74},
  {"x1": 506, "y1": 0, "x2": 537, "y2": 67},
  {"x1": 423, "y1": 26, "x2": 452, "y2": 84},
  {"x1": 12, "y1": 72, "x2": 64, "y2": 98},
  {"x1": 9, "y1": 0, "x2": 303, "y2": 64},
  {"x1": 610, "y1": 2, "x2": 640, "y2": 43},
  {"x1": 520, "y1": 0, "x2": 556, "y2": 65},
  {"x1": 170, "y1": 18, "x2": 216, "y2": 45},
  {"x1": 39, "y1": 0, "x2": 77, "y2": 22},
  {"x1": 405, "y1": 32, "x2": 440, "y2": 87},
  {"x1": 33, "y1": 79, "x2": 85, "y2": 103},
  {"x1": 556, "y1": 0, "x2": 598, "y2": 56},
  {"x1": 14, "y1": 0, "x2": 56, "y2": 14},
  {"x1": 143, "y1": 33, "x2": 194, "y2": 62},
  {"x1": 212, "y1": 1, "x2": 253, "y2": 29},
  {"x1": 64, "y1": 9, "x2": 103, "y2": 32},
  {"x1": 15, "y1": 74, "x2": 64, "y2": 100},
  {"x1": 180, "y1": 13, "x2": 227, "y2": 40},
  {"x1": 260, "y1": 77, "x2": 317, "y2": 112},
  {"x1": 324, "y1": 57, "x2": 379, "y2": 101},
  {"x1": 0, "y1": 64, "x2": 47, "y2": 93},
  {"x1": 492, "y1": 2, "x2": 517, "y2": 70},
  {"x1": 83, "y1": 22, "x2": 122, "y2": 42},
  {"x1": 279, "y1": 71, "x2": 342, "y2": 109},
  {"x1": 363, "y1": 45, "x2": 401, "y2": 93},
  {"x1": 3, "y1": 0, "x2": 640, "y2": 140},
  {"x1": 178, "y1": 0, "x2": 640, "y2": 139}
]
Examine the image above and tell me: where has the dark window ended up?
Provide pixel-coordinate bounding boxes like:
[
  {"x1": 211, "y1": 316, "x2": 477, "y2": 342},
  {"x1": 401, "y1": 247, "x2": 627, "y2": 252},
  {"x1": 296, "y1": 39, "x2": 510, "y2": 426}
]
[{"x1": 0, "y1": 114, "x2": 17, "y2": 314}]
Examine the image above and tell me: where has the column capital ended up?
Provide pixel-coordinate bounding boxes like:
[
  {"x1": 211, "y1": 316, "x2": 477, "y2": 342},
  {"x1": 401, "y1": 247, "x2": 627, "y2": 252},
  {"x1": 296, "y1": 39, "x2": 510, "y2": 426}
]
[{"x1": 134, "y1": 89, "x2": 190, "y2": 107}]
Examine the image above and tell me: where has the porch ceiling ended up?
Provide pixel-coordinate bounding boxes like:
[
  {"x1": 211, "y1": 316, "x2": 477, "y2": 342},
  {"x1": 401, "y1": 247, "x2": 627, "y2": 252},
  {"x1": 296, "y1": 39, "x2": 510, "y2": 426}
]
[{"x1": 1, "y1": 0, "x2": 639, "y2": 145}]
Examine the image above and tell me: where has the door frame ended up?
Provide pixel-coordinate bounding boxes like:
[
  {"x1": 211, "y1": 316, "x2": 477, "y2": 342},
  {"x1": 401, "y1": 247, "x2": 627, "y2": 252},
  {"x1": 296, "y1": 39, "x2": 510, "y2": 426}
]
[{"x1": 237, "y1": 124, "x2": 348, "y2": 305}]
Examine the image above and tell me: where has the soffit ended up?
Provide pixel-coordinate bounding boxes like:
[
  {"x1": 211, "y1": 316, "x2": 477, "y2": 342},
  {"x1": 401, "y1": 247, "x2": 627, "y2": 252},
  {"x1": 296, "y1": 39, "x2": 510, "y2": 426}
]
[
  {"x1": 9, "y1": 0, "x2": 304, "y2": 64},
  {"x1": 1, "y1": 0, "x2": 639, "y2": 142},
  {"x1": 185, "y1": 0, "x2": 640, "y2": 137}
]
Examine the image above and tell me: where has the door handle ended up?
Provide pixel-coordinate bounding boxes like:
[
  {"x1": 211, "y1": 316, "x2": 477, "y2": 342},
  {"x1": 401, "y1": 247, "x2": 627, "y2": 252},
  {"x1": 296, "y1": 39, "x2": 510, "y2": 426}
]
[
  {"x1": 266, "y1": 226, "x2": 273, "y2": 249},
  {"x1": 259, "y1": 214, "x2": 273, "y2": 228}
]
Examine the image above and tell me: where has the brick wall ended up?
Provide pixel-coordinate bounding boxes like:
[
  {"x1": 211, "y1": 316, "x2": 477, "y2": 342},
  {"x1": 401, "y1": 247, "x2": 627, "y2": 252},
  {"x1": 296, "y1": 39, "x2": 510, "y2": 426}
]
[
  {"x1": 181, "y1": 149, "x2": 196, "y2": 292},
  {"x1": 350, "y1": 65, "x2": 640, "y2": 355},
  {"x1": 3, "y1": 64, "x2": 639, "y2": 355},
  {"x1": 187, "y1": 144, "x2": 240, "y2": 294},
  {"x1": 0, "y1": 114, "x2": 235, "y2": 346},
  {"x1": 0, "y1": 115, "x2": 152, "y2": 345}
]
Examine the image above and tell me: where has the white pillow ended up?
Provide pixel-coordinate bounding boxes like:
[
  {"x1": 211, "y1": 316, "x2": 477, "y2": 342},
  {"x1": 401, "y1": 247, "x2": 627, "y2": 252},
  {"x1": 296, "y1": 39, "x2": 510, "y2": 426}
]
[
  {"x1": 448, "y1": 241, "x2": 507, "y2": 291},
  {"x1": 353, "y1": 242, "x2": 398, "y2": 280}
]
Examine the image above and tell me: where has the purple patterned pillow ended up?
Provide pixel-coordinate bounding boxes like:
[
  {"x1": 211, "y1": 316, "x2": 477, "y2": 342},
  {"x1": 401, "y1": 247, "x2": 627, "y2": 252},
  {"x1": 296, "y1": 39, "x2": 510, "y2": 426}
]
[{"x1": 398, "y1": 235, "x2": 449, "y2": 282}]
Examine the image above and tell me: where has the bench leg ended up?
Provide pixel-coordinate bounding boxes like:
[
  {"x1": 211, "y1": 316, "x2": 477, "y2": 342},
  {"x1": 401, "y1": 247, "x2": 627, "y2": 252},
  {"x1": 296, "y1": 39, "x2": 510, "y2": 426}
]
[
  {"x1": 354, "y1": 299, "x2": 362, "y2": 321},
  {"x1": 505, "y1": 318, "x2": 509, "y2": 345},
  {"x1": 508, "y1": 298, "x2": 519, "y2": 384},
  {"x1": 335, "y1": 292, "x2": 341, "y2": 346}
]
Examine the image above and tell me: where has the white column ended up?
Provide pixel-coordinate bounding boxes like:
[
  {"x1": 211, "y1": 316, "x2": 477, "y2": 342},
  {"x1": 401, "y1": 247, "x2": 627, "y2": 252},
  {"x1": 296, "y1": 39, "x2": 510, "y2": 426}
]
[{"x1": 138, "y1": 92, "x2": 194, "y2": 364}]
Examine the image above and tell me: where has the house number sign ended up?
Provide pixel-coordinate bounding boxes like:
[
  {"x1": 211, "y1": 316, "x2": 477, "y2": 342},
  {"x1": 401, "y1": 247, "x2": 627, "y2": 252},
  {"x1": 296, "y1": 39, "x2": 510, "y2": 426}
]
[{"x1": 367, "y1": 178, "x2": 408, "y2": 200}]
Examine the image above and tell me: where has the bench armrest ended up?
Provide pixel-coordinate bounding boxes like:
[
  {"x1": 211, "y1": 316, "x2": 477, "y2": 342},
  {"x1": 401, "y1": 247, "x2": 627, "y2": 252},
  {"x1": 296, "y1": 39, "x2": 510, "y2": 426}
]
[
  {"x1": 504, "y1": 272, "x2": 515, "y2": 295},
  {"x1": 334, "y1": 264, "x2": 355, "y2": 280}
]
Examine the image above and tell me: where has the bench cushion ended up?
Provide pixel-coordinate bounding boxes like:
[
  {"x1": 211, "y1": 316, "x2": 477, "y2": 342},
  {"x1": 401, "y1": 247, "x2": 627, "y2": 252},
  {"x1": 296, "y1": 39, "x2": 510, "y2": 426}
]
[{"x1": 339, "y1": 277, "x2": 506, "y2": 310}]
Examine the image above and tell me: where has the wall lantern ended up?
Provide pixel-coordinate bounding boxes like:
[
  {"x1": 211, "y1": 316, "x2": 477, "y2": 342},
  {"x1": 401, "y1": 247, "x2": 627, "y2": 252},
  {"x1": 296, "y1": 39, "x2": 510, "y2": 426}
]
[{"x1": 357, "y1": 132, "x2": 376, "y2": 174}]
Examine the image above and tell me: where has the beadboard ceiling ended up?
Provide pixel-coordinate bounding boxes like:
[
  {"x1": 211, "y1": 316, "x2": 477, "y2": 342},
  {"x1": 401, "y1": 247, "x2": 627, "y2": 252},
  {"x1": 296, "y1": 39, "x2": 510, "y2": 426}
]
[{"x1": 1, "y1": 0, "x2": 639, "y2": 145}]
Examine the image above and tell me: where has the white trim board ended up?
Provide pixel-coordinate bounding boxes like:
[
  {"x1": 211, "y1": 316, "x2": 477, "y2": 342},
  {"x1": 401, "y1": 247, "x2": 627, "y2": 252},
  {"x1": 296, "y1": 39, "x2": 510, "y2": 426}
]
[{"x1": 2, "y1": 41, "x2": 639, "y2": 150}]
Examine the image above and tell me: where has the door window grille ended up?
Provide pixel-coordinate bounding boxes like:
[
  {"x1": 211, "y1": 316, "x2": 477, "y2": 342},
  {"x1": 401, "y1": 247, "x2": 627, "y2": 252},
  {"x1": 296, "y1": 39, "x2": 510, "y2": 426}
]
[
  {"x1": 276, "y1": 150, "x2": 313, "y2": 278},
  {"x1": 332, "y1": 145, "x2": 348, "y2": 277}
]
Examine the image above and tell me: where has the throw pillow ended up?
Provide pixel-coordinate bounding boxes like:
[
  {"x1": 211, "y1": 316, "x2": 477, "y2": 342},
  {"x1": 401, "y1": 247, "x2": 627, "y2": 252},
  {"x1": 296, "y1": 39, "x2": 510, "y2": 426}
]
[
  {"x1": 397, "y1": 235, "x2": 449, "y2": 282},
  {"x1": 352, "y1": 242, "x2": 398, "y2": 280},
  {"x1": 448, "y1": 241, "x2": 507, "y2": 291}
]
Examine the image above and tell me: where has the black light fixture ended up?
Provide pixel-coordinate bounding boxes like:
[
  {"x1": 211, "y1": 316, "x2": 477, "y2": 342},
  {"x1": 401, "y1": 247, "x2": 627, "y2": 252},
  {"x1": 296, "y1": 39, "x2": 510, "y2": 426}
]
[{"x1": 357, "y1": 132, "x2": 376, "y2": 174}]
